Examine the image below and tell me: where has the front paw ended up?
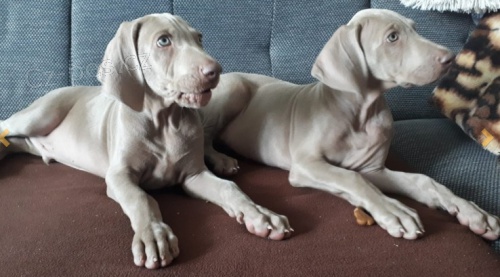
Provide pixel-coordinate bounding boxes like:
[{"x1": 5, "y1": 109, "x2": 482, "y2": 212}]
[
  {"x1": 449, "y1": 200, "x2": 500, "y2": 240},
  {"x1": 132, "y1": 221, "x2": 180, "y2": 269},
  {"x1": 370, "y1": 197, "x2": 424, "y2": 240},
  {"x1": 206, "y1": 150, "x2": 240, "y2": 176},
  {"x1": 235, "y1": 205, "x2": 293, "y2": 240}
]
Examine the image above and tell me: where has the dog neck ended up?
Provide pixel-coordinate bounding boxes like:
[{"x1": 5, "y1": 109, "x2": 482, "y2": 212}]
[
  {"x1": 315, "y1": 81, "x2": 390, "y2": 129},
  {"x1": 141, "y1": 90, "x2": 189, "y2": 130}
]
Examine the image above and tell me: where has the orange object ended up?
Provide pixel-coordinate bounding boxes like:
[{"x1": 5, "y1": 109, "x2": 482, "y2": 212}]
[{"x1": 354, "y1": 207, "x2": 375, "y2": 226}]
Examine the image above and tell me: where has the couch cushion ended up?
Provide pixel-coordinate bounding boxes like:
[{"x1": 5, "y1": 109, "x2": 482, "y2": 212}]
[
  {"x1": 0, "y1": 0, "x2": 478, "y2": 122},
  {"x1": 391, "y1": 118, "x2": 500, "y2": 252},
  {"x1": 71, "y1": 0, "x2": 172, "y2": 86},
  {"x1": 0, "y1": 0, "x2": 70, "y2": 118},
  {"x1": 2, "y1": 0, "x2": 475, "y2": 122},
  {"x1": 0, "y1": 154, "x2": 499, "y2": 276},
  {"x1": 175, "y1": 0, "x2": 275, "y2": 76},
  {"x1": 270, "y1": 0, "x2": 369, "y2": 84}
]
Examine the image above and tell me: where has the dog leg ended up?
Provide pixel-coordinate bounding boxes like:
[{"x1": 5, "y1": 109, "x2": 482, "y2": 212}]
[
  {"x1": 202, "y1": 114, "x2": 239, "y2": 175},
  {"x1": 0, "y1": 121, "x2": 6, "y2": 160},
  {"x1": 362, "y1": 168, "x2": 500, "y2": 240},
  {"x1": 106, "y1": 168, "x2": 179, "y2": 269},
  {"x1": 1, "y1": 88, "x2": 82, "y2": 138},
  {"x1": 2, "y1": 137, "x2": 42, "y2": 156},
  {"x1": 289, "y1": 159, "x2": 424, "y2": 239},
  {"x1": 0, "y1": 89, "x2": 83, "y2": 161},
  {"x1": 0, "y1": 122, "x2": 44, "y2": 160},
  {"x1": 183, "y1": 169, "x2": 292, "y2": 240},
  {"x1": 204, "y1": 142, "x2": 239, "y2": 176}
]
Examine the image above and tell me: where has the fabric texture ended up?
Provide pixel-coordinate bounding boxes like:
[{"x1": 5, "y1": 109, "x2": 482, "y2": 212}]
[
  {"x1": 0, "y1": 0, "x2": 71, "y2": 119},
  {"x1": 391, "y1": 118, "x2": 500, "y2": 252},
  {"x1": 270, "y1": 0, "x2": 369, "y2": 84},
  {"x1": 0, "y1": 0, "x2": 477, "y2": 121},
  {"x1": 174, "y1": 0, "x2": 275, "y2": 76},
  {"x1": 433, "y1": 13, "x2": 500, "y2": 155},
  {"x1": 0, "y1": 154, "x2": 499, "y2": 276},
  {"x1": 400, "y1": 0, "x2": 500, "y2": 13},
  {"x1": 71, "y1": 1, "x2": 172, "y2": 86}
]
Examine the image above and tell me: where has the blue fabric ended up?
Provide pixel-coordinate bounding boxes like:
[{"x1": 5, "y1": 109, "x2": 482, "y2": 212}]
[
  {"x1": 71, "y1": 0, "x2": 171, "y2": 86},
  {"x1": 174, "y1": 0, "x2": 275, "y2": 76},
  {"x1": 271, "y1": 0, "x2": 370, "y2": 84},
  {"x1": 0, "y1": 0, "x2": 476, "y2": 121},
  {"x1": 0, "y1": 0, "x2": 70, "y2": 119},
  {"x1": 391, "y1": 118, "x2": 500, "y2": 252}
]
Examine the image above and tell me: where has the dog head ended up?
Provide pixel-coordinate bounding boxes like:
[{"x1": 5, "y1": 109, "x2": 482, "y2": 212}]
[
  {"x1": 312, "y1": 9, "x2": 454, "y2": 93},
  {"x1": 98, "y1": 13, "x2": 221, "y2": 111}
]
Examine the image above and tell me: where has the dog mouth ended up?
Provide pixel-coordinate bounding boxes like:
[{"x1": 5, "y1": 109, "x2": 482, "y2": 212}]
[
  {"x1": 178, "y1": 88, "x2": 213, "y2": 107},
  {"x1": 400, "y1": 67, "x2": 451, "y2": 88}
]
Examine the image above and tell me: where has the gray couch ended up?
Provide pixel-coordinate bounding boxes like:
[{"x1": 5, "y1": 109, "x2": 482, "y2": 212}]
[{"x1": 1, "y1": 0, "x2": 499, "y2": 275}]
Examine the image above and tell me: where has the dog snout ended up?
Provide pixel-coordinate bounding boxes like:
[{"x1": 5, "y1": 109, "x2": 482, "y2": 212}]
[
  {"x1": 200, "y1": 61, "x2": 222, "y2": 80},
  {"x1": 437, "y1": 51, "x2": 455, "y2": 66}
]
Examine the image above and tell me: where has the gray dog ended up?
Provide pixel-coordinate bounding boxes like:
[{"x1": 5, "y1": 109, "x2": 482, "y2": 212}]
[
  {"x1": 0, "y1": 13, "x2": 291, "y2": 269},
  {"x1": 202, "y1": 9, "x2": 500, "y2": 241}
]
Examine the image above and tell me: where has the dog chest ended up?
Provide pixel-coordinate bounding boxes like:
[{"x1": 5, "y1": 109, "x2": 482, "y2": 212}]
[
  {"x1": 321, "y1": 101, "x2": 393, "y2": 171},
  {"x1": 342, "y1": 110, "x2": 393, "y2": 169},
  {"x1": 141, "y1": 115, "x2": 205, "y2": 189}
]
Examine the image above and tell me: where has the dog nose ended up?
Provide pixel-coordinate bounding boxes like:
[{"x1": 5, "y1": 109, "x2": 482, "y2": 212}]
[
  {"x1": 200, "y1": 61, "x2": 222, "y2": 80},
  {"x1": 438, "y1": 52, "x2": 455, "y2": 65}
]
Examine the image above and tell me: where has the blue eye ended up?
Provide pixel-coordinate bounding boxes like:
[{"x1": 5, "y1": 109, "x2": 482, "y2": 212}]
[
  {"x1": 157, "y1": 36, "x2": 171, "y2": 47},
  {"x1": 387, "y1": 32, "x2": 399, "y2": 42}
]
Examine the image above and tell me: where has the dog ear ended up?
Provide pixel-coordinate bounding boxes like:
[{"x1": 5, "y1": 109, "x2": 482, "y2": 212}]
[
  {"x1": 97, "y1": 19, "x2": 145, "y2": 112},
  {"x1": 311, "y1": 24, "x2": 368, "y2": 94}
]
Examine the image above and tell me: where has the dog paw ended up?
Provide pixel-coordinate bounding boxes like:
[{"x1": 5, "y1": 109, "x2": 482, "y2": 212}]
[
  {"x1": 449, "y1": 200, "x2": 500, "y2": 240},
  {"x1": 235, "y1": 205, "x2": 293, "y2": 240},
  {"x1": 370, "y1": 197, "x2": 424, "y2": 240},
  {"x1": 132, "y1": 221, "x2": 180, "y2": 269},
  {"x1": 206, "y1": 150, "x2": 239, "y2": 176}
]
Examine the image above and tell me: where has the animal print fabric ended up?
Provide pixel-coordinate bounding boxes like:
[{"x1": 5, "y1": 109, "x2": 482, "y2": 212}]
[{"x1": 433, "y1": 12, "x2": 500, "y2": 155}]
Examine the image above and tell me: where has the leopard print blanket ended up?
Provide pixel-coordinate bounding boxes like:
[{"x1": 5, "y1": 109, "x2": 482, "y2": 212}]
[{"x1": 433, "y1": 12, "x2": 500, "y2": 155}]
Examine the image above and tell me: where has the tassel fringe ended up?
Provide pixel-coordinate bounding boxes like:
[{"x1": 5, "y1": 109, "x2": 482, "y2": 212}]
[{"x1": 400, "y1": 0, "x2": 500, "y2": 13}]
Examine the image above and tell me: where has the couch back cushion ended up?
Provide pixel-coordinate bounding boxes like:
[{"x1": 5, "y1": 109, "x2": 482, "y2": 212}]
[
  {"x1": 0, "y1": 1, "x2": 70, "y2": 119},
  {"x1": 0, "y1": 0, "x2": 476, "y2": 120},
  {"x1": 71, "y1": 1, "x2": 172, "y2": 87}
]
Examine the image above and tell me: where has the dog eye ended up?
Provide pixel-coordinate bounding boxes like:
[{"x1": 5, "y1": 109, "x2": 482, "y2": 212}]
[
  {"x1": 157, "y1": 36, "x2": 171, "y2": 47},
  {"x1": 198, "y1": 34, "x2": 203, "y2": 44},
  {"x1": 387, "y1": 32, "x2": 399, "y2": 43}
]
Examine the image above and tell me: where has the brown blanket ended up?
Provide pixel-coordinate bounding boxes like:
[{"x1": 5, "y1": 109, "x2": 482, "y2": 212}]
[
  {"x1": 0, "y1": 154, "x2": 499, "y2": 276},
  {"x1": 433, "y1": 13, "x2": 500, "y2": 155}
]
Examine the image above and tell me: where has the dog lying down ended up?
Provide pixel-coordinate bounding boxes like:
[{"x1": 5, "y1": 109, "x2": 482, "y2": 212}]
[
  {"x1": 202, "y1": 9, "x2": 500, "y2": 241},
  {"x1": 0, "y1": 13, "x2": 292, "y2": 269}
]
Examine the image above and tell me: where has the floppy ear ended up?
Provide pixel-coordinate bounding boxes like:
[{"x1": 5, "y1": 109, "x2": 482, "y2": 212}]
[
  {"x1": 97, "y1": 19, "x2": 145, "y2": 111},
  {"x1": 311, "y1": 24, "x2": 368, "y2": 94}
]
